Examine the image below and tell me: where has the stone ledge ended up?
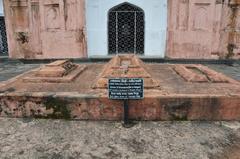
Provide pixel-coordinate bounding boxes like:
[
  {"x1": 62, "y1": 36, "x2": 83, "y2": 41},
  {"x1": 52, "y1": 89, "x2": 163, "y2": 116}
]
[
  {"x1": 0, "y1": 92, "x2": 240, "y2": 121},
  {"x1": 0, "y1": 58, "x2": 239, "y2": 121}
]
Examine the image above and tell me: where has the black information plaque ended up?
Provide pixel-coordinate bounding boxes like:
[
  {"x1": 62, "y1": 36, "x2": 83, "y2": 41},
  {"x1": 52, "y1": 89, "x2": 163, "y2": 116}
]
[{"x1": 108, "y1": 78, "x2": 144, "y2": 100}]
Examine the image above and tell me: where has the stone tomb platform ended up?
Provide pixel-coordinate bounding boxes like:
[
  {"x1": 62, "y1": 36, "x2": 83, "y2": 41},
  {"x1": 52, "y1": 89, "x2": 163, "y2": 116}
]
[{"x1": 0, "y1": 55, "x2": 240, "y2": 120}]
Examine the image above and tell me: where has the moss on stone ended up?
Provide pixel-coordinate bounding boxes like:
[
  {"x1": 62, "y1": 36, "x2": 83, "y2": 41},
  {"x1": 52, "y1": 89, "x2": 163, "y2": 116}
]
[{"x1": 44, "y1": 97, "x2": 71, "y2": 119}]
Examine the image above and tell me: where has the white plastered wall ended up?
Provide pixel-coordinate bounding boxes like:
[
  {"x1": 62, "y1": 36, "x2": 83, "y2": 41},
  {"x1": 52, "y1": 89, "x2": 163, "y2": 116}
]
[
  {"x1": 86, "y1": 0, "x2": 167, "y2": 57},
  {"x1": 0, "y1": 0, "x2": 4, "y2": 16}
]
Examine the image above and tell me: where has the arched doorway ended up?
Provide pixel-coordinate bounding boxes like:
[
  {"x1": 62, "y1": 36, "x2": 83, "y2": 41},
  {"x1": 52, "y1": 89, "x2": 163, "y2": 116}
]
[{"x1": 108, "y1": 2, "x2": 144, "y2": 55}]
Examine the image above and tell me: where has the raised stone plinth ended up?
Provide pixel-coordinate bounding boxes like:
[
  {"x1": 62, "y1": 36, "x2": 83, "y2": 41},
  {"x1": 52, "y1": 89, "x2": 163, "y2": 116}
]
[
  {"x1": 93, "y1": 55, "x2": 159, "y2": 89},
  {"x1": 229, "y1": 0, "x2": 240, "y2": 5},
  {"x1": 23, "y1": 60, "x2": 87, "y2": 83},
  {"x1": 173, "y1": 64, "x2": 238, "y2": 83},
  {"x1": 0, "y1": 57, "x2": 240, "y2": 121}
]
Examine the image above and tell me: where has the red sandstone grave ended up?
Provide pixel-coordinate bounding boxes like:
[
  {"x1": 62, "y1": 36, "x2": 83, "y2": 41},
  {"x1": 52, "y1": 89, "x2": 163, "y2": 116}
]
[
  {"x1": 0, "y1": 55, "x2": 240, "y2": 120},
  {"x1": 93, "y1": 55, "x2": 159, "y2": 89}
]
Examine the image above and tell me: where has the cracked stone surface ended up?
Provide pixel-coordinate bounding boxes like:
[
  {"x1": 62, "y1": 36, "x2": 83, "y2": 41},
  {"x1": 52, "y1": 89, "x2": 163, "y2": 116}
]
[{"x1": 0, "y1": 62, "x2": 240, "y2": 158}]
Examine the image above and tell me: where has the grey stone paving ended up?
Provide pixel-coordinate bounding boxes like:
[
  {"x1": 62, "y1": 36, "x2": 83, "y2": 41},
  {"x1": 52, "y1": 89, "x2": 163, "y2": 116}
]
[
  {"x1": 0, "y1": 61, "x2": 239, "y2": 82},
  {"x1": 0, "y1": 61, "x2": 40, "y2": 82},
  {"x1": 0, "y1": 61, "x2": 240, "y2": 159},
  {"x1": 207, "y1": 64, "x2": 240, "y2": 81}
]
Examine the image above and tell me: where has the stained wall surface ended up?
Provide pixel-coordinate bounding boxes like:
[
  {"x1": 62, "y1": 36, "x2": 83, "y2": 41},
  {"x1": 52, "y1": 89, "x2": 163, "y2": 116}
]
[
  {"x1": 3, "y1": 0, "x2": 240, "y2": 59},
  {"x1": 167, "y1": 0, "x2": 240, "y2": 59},
  {"x1": 218, "y1": 0, "x2": 240, "y2": 59},
  {"x1": 4, "y1": 0, "x2": 87, "y2": 59}
]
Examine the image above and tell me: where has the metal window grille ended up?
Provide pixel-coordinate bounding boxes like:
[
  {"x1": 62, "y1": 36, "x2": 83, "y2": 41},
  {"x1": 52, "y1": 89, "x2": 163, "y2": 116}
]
[
  {"x1": 108, "y1": 2, "x2": 144, "y2": 55},
  {"x1": 0, "y1": 17, "x2": 8, "y2": 55}
]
